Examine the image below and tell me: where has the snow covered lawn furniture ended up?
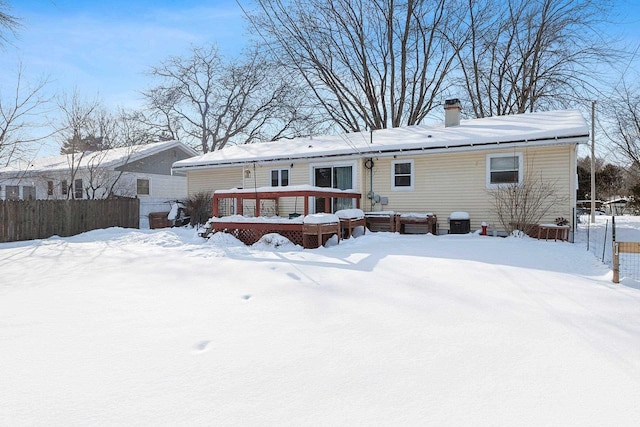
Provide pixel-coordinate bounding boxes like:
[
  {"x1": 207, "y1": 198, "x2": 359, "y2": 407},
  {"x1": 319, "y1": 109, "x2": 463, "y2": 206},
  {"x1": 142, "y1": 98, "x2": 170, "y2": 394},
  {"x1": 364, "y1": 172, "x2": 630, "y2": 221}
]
[
  {"x1": 364, "y1": 211, "x2": 397, "y2": 233},
  {"x1": 302, "y1": 214, "x2": 341, "y2": 249},
  {"x1": 395, "y1": 212, "x2": 437, "y2": 235},
  {"x1": 335, "y1": 209, "x2": 366, "y2": 239},
  {"x1": 537, "y1": 224, "x2": 570, "y2": 242}
]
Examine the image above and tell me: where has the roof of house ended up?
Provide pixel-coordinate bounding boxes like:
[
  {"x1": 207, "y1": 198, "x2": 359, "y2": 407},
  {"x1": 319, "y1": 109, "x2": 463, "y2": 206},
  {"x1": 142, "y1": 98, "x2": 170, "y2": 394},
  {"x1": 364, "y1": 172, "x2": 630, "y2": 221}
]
[
  {"x1": 0, "y1": 140, "x2": 198, "y2": 176},
  {"x1": 172, "y1": 109, "x2": 589, "y2": 172}
]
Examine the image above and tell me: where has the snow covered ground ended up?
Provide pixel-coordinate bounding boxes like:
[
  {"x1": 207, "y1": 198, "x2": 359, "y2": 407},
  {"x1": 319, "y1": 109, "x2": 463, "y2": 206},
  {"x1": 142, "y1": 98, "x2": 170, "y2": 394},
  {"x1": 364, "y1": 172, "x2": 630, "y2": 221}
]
[{"x1": 1, "y1": 216, "x2": 640, "y2": 426}]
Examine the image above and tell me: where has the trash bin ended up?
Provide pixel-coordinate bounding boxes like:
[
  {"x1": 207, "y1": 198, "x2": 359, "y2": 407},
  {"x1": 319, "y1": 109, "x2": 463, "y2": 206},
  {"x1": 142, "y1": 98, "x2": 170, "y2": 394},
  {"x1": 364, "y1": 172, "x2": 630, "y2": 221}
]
[{"x1": 448, "y1": 211, "x2": 470, "y2": 234}]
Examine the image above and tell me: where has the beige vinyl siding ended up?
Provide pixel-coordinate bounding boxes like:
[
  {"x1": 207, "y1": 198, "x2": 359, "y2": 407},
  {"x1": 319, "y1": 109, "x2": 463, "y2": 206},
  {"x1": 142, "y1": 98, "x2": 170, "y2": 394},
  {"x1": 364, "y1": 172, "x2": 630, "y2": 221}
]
[
  {"x1": 186, "y1": 144, "x2": 576, "y2": 232},
  {"x1": 364, "y1": 145, "x2": 575, "y2": 233},
  {"x1": 187, "y1": 162, "x2": 311, "y2": 217},
  {"x1": 187, "y1": 168, "x2": 243, "y2": 197}
]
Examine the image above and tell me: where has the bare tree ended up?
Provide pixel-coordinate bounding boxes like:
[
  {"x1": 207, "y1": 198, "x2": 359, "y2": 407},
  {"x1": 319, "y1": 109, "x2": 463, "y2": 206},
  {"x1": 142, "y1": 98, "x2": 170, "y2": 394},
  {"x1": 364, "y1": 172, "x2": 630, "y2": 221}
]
[
  {"x1": 0, "y1": 64, "x2": 51, "y2": 167},
  {"x1": 83, "y1": 147, "x2": 137, "y2": 199},
  {"x1": 0, "y1": 0, "x2": 19, "y2": 47},
  {"x1": 249, "y1": 0, "x2": 459, "y2": 132},
  {"x1": 604, "y1": 84, "x2": 640, "y2": 168},
  {"x1": 56, "y1": 89, "x2": 103, "y2": 198},
  {"x1": 452, "y1": 0, "x2": 617, "y2": 118},
  {"x1": 143, "y1": 44, "x2": 314, "y2": 153},
  {"x1": 488, "y1": 167, "x2": 568, "y2": 236}
]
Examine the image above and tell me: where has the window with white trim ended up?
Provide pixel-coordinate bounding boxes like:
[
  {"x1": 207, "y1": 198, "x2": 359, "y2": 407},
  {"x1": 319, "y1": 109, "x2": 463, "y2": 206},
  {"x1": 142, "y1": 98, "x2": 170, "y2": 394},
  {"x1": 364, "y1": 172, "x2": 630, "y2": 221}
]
[
  {"x1": 391, "y1": 159, "x2": 414, "y2": 190},
  {"x1": 270, "y1": 168, "x2": 289, "y2": 187},
  {"x1": 486, "y1": 153, "x2": 523, "y2": 187}
]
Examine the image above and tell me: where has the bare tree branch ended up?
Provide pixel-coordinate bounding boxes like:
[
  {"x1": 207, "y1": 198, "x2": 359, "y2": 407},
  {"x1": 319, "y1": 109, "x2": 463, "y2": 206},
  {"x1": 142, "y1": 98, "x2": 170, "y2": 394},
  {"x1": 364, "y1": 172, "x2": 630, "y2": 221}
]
[{"x1": 249, "y1": 0, "x2": 457, "y2": 131}]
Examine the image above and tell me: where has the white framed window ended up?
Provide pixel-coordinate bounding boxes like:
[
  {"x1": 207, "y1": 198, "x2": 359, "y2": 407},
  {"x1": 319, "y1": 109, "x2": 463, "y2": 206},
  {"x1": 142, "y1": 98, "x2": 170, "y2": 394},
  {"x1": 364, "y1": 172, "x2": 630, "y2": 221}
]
[
  {"x1": 486, "y1": 153, "x2": 523, "y2": 188},
  {"x1": 391, "y1": 159, "x2": 414, "y2": 191},
  {"x1": 270, "y1": 168, "x2": 289, "y2": 187},
  {"x1": 137, "y1": 178, "x2": 150, "y2": 196}
]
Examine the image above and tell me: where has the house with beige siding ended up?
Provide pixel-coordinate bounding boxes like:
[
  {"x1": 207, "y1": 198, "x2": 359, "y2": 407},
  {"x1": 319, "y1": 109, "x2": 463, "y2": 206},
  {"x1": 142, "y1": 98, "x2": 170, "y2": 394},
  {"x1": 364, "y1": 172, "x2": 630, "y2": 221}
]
[{"x1": 172, "y1": 102, "x2": 589, "y2": 235}]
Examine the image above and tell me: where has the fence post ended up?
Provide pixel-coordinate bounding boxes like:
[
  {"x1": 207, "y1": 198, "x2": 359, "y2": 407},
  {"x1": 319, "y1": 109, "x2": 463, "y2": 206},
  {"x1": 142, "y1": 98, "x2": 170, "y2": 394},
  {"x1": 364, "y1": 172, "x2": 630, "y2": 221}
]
[
  {"x1": 602, "y1": 219, "x2": 608, "y2": 263},
  {"x1": 613, "y1": 242, "x2": 620, "y2": 284},
  {"x1": 612, "y1": 216, "x2": 618, "y2": 284}
]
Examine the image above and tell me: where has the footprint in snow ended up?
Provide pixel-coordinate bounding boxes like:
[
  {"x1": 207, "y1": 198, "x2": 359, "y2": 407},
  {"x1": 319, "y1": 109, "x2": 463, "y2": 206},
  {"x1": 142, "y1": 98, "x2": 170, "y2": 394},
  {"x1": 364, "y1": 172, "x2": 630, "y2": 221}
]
[
  {"x1": 193, "y1": 340, "x2": 211, "y2": 353},
  {"x1": 241, "y1": 294, "x2": 252, "y2": 300}
]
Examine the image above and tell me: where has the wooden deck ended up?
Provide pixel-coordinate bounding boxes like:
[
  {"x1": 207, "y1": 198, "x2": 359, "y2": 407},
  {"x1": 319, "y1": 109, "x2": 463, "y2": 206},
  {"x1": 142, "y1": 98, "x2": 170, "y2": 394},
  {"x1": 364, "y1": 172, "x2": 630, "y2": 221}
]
[
  {"x1": 212, "y1": 186, "x2": 361, "y2": 218},
  {"x1": 205, "y1": 186, "x2": 363, "y2": 248}
]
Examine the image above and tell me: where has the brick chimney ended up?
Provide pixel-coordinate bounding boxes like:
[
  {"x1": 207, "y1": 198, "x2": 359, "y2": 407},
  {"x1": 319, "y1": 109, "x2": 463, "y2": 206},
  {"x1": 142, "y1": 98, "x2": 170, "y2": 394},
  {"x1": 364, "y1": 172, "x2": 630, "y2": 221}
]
[{"x1": 444, "y1": 98, "x2": 462, "y2": 127}]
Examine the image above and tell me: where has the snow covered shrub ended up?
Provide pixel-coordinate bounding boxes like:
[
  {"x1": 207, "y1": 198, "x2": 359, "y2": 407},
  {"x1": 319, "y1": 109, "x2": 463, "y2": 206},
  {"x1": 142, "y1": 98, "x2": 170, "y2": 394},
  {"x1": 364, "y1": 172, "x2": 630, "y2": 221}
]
[{"x1": 185, "y1": 191, "x2": 212, "y2": 227}]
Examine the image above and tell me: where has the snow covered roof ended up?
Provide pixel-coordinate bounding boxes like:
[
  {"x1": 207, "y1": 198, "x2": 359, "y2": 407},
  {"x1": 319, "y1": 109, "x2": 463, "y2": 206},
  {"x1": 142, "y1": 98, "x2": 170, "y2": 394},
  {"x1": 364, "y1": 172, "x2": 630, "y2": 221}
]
[
  {"x1": 0, "y1": 140, "x2": 197, "y2": 176},
  {"x1": 173, "y1": 109, "x2": 589, "y2": 171}
]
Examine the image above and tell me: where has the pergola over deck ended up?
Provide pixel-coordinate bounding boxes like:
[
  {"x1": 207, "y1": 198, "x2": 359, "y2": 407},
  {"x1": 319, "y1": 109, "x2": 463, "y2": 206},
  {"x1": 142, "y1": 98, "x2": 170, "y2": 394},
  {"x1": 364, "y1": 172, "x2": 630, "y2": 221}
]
[{"x1": 212, "y1": 185, "x2": 362, "y2": 217}]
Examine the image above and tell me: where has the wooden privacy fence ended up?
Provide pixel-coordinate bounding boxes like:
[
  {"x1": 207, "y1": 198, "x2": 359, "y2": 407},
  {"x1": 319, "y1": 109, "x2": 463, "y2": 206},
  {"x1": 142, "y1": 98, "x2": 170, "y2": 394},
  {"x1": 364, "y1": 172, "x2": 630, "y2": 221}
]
[{"x1": 0, "y1": 198, "x2": 139, "y2": 243}]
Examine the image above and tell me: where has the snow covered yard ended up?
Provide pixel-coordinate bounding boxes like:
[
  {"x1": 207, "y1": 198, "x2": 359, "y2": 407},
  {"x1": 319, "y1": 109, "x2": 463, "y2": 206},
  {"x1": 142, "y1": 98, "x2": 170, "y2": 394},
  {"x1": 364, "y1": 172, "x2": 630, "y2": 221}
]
[{"x1": 1, "y1": 220, "x2": 640, "y2": 426}]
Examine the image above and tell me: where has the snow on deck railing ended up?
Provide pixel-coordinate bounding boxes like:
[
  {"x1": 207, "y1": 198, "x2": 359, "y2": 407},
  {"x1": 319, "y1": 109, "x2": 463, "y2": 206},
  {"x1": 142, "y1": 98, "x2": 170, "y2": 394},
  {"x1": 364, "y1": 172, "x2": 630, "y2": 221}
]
[{"x1": 303, "y1": 213, "x2": 340, "y2": 224}]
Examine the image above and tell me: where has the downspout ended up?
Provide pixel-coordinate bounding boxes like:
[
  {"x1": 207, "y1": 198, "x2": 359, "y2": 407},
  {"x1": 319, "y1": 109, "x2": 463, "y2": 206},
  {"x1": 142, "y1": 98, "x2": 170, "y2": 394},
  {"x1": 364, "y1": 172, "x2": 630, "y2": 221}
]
[{"x1": 370, "y1": 161, "x2": 374, "y2": 211}]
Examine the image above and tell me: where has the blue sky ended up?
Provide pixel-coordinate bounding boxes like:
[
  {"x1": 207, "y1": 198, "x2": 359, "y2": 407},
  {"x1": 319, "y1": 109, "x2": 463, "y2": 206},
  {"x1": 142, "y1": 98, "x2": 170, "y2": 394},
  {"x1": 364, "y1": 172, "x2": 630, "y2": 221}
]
[
  {"x1": 1, "y1": 0, "x2": 640, "y2": 159},
  {"x1": 1, "y1": 0, "x2": 251, "y2": 110}
]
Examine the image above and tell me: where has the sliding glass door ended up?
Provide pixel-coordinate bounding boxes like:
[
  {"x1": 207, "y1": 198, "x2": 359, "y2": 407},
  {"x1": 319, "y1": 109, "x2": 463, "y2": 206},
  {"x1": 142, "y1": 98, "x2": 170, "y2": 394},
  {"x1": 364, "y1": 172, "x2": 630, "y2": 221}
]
[{"x1": 313, "y1": 165, "x2": 354, "y2": 213}]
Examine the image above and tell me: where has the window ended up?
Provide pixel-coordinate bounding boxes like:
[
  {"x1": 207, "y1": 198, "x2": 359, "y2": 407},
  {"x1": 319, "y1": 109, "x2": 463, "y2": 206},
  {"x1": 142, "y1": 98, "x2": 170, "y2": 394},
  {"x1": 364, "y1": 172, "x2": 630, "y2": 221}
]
[
  {"x1": 270, "y1": 169, "x2": 289, "y2": 187},
  {"x1": 6, "y1": 185, "x2": 19, "y2": 200},
  {"x1": 47, "y1": 181, "x2": 54, "y2": 196},
  {"x1": 391, "y1": 160, "x2": 414, "y2": 191},
  {"x1": 312, "y1": 163, "x2": 355, "y2": 212},
  {"x1": 487, "y1": 153, "x2": 523, "y2": 187},
  {"x1": 61, "y1": 180, "x2": 68, "y2": 196},
  {"x1": 22, "y1": 186, "x2": 36, "y2": 200},
  {"x1": 74, "y1": 179, "x2": 83, "y2": 199},
  {"x1": 137, "y1": 178, "x2": 150, "y2": 195}
]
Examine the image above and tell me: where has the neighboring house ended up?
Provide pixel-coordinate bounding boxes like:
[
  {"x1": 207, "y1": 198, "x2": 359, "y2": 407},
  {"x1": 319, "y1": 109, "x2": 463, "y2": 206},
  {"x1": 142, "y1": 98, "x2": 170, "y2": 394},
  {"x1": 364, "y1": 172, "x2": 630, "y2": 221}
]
[
  {"x1": 0, "y1": 140, "x2": 198, "y2": 227},
  {"x1": 602, "y1": 197, "x2": 630, "y2": 216},
  {"x1": 172, "y1": 101, "x2": 589, "y2": 234}
]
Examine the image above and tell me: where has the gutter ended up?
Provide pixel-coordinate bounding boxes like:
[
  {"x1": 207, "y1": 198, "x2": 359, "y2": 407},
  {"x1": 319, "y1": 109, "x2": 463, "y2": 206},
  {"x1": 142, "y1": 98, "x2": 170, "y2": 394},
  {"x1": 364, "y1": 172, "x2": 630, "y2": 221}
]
[{"x1": 172, "y1": 133, "x2": 590, "y2": 172}]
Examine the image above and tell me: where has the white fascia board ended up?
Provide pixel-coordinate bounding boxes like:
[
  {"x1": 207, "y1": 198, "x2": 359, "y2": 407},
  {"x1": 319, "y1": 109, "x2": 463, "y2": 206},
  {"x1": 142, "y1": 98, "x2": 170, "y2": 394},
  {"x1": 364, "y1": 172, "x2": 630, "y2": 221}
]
[{"x1": 173, "y1": 134, "x2": 588, "y2": 172}]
